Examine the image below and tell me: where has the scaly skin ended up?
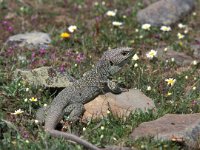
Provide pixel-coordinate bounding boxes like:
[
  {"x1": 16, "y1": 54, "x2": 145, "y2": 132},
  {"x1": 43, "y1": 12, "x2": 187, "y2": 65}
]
[{"x1": 36, "y1": 47, "x2": 134, "y2": 150}]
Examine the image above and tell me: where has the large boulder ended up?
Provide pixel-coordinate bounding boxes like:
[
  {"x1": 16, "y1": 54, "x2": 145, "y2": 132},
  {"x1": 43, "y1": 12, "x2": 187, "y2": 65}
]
[
  {"x1": 5, "y1": 31, "x2": 51, "y2": 49},
  {"x1": 137, "y1": 0, "x2": 196, "y2": 26},
  {"x1": 14, "y1": 67, "x2": 72, "y2": 88},
  {"x1": 131, "y1": 113, "x2": 200, "y2": 149},
  {"x1": 83, "y1": 89, "x2": 156, "y2": 120}
]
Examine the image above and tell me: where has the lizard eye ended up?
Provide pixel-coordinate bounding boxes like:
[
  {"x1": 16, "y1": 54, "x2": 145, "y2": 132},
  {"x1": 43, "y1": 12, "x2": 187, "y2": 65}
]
[
  {"x1": 109, "y1": 60, "x2": 114, "y2": 66},
  {"x1": 121, "y1": 51, "x2": 129, "y2": 56}
]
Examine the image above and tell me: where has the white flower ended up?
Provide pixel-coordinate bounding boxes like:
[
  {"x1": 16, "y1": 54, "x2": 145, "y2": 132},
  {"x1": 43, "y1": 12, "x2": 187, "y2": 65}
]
[
  {"x1": 141, "y1": 23, "x2": 151, "y2": 30},
  {"x1": 83, "y1": 127, "x2": 86, "y2": 131},
  {"x1": 192, "y1": 60, "x2": 198, "y2": 65},
  {"x1": 100, "y1": 126, "x2": 105, "y2": 130},
  {"x1": 25, "y1": 140, "x2": 29, "y2": 143},
  {"x1": 100, "y1": 135, "x2": 104, "y2": 138},
  {"x1": 192, "y1": 86, "x2": 196, "y2": 90},
  {"x1": 25, "y1": 88, "x2": 29, "y2": 92},
  {"x1": 68, "y1": 25, "x2": 77, "y2": 33},
  {"x1": 106, "y1": 10, "x2": 117, "y2": 17},
  {"x1": 123, "y1": 15, "x2": 127, "y2": 19},
  {"x1": 112, "y1": 21, "x2": 123, "y2": 26},
  {"x1": 44, "y1": 104, "x2": 47, "y2": 107},
  {"x1": 177, "y1": 33, "x2": 185, "y2": 39},
  {"x1": 107, "y1": 110, "x2": 110, "y2": 114},
  {"x1": 132, "y1": 54, "x2": 139, "y2": 61},
  {"x1": 147, "y1": 86, "x2": 151, "y2": 91},
  {"x1": 178, "y1": 23, "x2": 186, "y2": 29},
  {"x1": 24, "y1": 98, "x2": 28, "y2": 102},
  {"x1": 185, "y1": 76, "x2": 188, "y2": 79},
  {"x1": 34, "y1": 120, "x2": 39, "y2": 124},
  {"x1": 171, "y1": 58, "x2": 175, "y2": 62},
  {"x1": 146, "y1": 50, "x2": 157, "y2": 59},
  {"x1": 113, "y1": 137, "x2": 117, "y2": 141},
  {"x1": 192, "y1": 12, "x2": 197, "y2": 16},
  {"x1": 184, "y1": 29, "x2": 189, "y2": 34},
  {"x1": 139, "y1": 35, "x2": 143, "y2": 39},
  {"x1": 11, "y1": 109, "x2": 24, "y2": 115},
  {"x1": 134, "y1": 63, "x2": 138, "y2": 68},
  {"x1": 160, "y1": 26, "x2": 171, "y2": 32},
  {"x1": 135, "y1": 29, "x2": 139, "y2": 32},
  {"x1": 94, "y1": 2, "x2": 99, "y2": 6}
]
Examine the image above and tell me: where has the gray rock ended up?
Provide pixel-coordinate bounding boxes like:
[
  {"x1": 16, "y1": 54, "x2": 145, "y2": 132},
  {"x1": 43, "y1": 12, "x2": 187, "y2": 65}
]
[
  {"x1": 14, "y1": 66, "x2": 72, "y2": 88},
  {"x1": 83, "y1": 89, "x2": 156, "y2": 120},
  {"x1": 102, "y1": 146, "x2": 137, "y2": 150},
  {"x1": 137, "y1": 0, "x2": 196, "y2": 26},
  {"x1": 157, "y1": 47, "x2": 193, "y2": 66},
  {"x1": 142, "y1": 0, "x2": 160, "y2": 6},
  {"x1": 5, "y1": 32, "x2": 51, "y2": 49},
  {"x1": 191, "y1": 38, "x2": 200, "y2": 59},
  {"x1": 130, "y1": 113, "x2": 200, "y2": 149}
]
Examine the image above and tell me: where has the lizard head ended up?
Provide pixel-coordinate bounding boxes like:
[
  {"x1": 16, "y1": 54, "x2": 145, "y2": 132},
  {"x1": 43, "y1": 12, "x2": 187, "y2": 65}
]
[{"x1": 97, "y1": 47, "x2": 133, "y2": 76}]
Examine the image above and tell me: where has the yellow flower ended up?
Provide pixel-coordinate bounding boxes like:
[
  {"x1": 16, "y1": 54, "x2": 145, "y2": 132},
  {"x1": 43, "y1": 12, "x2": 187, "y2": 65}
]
[
  {"x1": 141, "y1": 23, "x2": 151, "y2": 30},
  {"x1": 60, "y1": 32, "x2": 70, "y2": 38},
  {"x1": 146, "y1": 50, "x2": 157, "y2": 59},
  {"x1": 165, "y1": 78, "x2": 176, "y2": 86},
  {"x1": 177, "y1": 33, "x2": 184, "y2": 39},
  {"x1": 167, "y1": 92, "x2": 172, "y2": 96},
  {"x1": 30, "y1": 97, "x2": 37, "y2": 102},
  {"x1": 160, "y1": 26, "x2": 171, "y2": 32},
  {"x1": 11, "y1": 109, "x2": 24, "y2": 115}
]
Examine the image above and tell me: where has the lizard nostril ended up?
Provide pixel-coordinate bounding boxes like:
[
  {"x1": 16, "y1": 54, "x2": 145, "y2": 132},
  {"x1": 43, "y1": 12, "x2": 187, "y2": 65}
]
[
  {"x1": 121, "y1": 51, "x2": 129, "y2": 56},
  {"x1": 109, "y1": 60, "x2": 114, "y2": 66}
]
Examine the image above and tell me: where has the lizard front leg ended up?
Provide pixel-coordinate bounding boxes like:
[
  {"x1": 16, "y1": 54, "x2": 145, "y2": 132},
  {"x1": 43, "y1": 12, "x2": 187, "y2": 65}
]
[
  {"x1": 63, "y1": 103, "x2": 85, "y2": 122},
  {"x1": 107, "y1": 80, "x2": 128, "y2": 94}
]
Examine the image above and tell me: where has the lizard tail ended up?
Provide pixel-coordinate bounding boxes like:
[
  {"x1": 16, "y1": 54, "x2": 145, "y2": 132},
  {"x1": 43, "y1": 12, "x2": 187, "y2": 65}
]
[{"x1": 47, "y1": 129, "x2": 100, "y2": 150}]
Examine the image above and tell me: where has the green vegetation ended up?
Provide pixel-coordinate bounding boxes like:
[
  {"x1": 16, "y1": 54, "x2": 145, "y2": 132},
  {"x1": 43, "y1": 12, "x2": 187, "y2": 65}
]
[{"x1": 0, "y1": 0, "x2": 200, "y2": 149}]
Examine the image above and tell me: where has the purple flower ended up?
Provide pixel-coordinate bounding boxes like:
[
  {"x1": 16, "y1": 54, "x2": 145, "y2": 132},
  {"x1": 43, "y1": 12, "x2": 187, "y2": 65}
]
[
  {"x1": 76, "y1": 53, "x2": 85, "y2": 63},
  {"x1": 31, "y1": 52, "x2": 36, "y2": 60},
  {"x1": 65, "y1": 51, "x2": 74, "y2": 57},
  {"x1": 39, "y1": 48, "x2": 46, "y2": 55},
  {"x1": 2, "y1": 20, "x2": 8, "y2": 25},
  {"x1": 59, "y1": 65, "x2": 65, "y2": 73},
  {"x1": 7, "y1": 26, "x2": 13, "y2": 32},
  {"x1": 6, "y1": 47, "x2": 14, "y2": 55}
]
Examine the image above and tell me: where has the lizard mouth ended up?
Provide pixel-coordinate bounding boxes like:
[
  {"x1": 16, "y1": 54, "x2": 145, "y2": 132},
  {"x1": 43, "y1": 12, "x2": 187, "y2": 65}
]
[{"x1": 119, "y1": 51, "x2": 134, "y2": 66}]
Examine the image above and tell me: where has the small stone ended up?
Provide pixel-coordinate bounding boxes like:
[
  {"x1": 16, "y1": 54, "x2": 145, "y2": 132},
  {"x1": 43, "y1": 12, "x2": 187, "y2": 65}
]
[
  {"x1": 14, "y1": 67, "x2": 72, "y2": 88},
  {"x1": 5, "y1": 32, "x2": 51, "y2": 49},
  {"x1": 191, "y1": 37, "x2": 200, "y2": 59},
  {"x1": 157, "y1": 47, "x2": 193, "y2": 66},
  {"x1": 130, "y1": 113, "x2": 200, "y2": 149},
  {"x1": 102, "y1": 146, "x2": 137, "y2": 150},
  {"x1": 142, "y1": 0, "x2": 160, "y2": 6},
  {"x1": 137, "y1": 0, "x2": 196, "y2": 26},
  {"x1": 83, "y1": 89, "x2": 156, "y2": 120}
]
